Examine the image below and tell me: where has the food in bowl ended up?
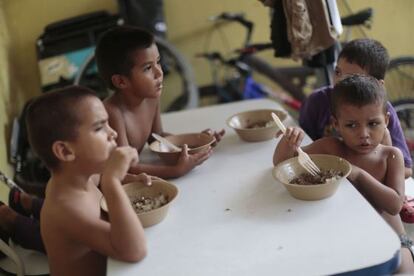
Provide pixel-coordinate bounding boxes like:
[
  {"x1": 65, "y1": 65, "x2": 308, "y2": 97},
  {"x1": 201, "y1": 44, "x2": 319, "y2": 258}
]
[
  {"x1": 101, "y1": 179, "x2": 178, "y2": 227},
  {"x1": 272, "y1": 154, "x2": 351, "y2": 201},
  {"x1": 131, "y1": 193, "x2": 169, "y2": 213},
  {"x1": 227, "y1": 109, "x2": 287, "y2": 142},
  {"x1": 289, "y1": 169, "x2": 344, "y2": 185},
  {"x1": 246, "y1": 120, "x2": 276, "y2": 129}
]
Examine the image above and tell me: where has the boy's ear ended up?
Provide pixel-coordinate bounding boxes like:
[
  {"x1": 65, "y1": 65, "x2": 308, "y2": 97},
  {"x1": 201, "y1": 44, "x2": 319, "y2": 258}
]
[
  {"x1": 385, "y1": 111, "x2": 390, "y2": 126},
  {"x1": 52, "y1": 141, "x2": 75, "y2": 162},
  {"x1": 331, "y1": 115, "x2": 339, "y2": 130},
  {"x1": 111, "y1": 74, "x2": 129, "y2": 90}
]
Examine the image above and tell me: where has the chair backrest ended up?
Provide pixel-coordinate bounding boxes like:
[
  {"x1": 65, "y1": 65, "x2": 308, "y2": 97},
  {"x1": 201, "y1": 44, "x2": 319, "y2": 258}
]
[{"x1": 0, "y1": 239, "x2": 49, "y2": 276}]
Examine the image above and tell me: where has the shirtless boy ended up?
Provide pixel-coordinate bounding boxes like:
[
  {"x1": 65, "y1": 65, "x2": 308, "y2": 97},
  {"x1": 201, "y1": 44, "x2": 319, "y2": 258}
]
[
  {"x1": 95, "y1": 26, "x2": 225, "y2": 179},
  {"x1": 26, "y1": 86, "x2": 148, "y2": 276},
  {"x1": 274, "y1": 75, "x2": 414, "y2": 273}
]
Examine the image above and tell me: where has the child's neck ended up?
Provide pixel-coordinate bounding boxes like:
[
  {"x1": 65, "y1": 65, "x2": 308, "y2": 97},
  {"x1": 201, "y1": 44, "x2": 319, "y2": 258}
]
[
  {"x1": 343, "y1": 142, "x2": 381, "y2": 160},
  {"x1": 49, "y1": 168, "x2": 95, "y2": 192},
  {"x1": 117, "y1": 89, "x2": 146, "y2": 109}
]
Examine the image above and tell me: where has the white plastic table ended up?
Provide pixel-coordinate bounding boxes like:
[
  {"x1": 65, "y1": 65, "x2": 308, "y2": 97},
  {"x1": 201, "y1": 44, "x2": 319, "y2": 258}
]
[{"x1": 107, "y1": 99, "x2": 400, "y2": 276}]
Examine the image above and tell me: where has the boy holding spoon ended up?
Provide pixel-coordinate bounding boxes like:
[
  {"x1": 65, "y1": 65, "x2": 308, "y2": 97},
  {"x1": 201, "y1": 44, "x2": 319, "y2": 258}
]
[
  {"x1": 273, "y1": 75, "x2": 414, "y2": 273},
  {"x1": 96, "y1": 26, "x2": 224, "y2": 179}
]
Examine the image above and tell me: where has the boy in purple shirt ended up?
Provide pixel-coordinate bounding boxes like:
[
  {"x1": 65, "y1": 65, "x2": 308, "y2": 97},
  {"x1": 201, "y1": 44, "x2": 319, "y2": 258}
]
[{"x1": 299, "y1": 38, "x2": 414, "y2": 222}]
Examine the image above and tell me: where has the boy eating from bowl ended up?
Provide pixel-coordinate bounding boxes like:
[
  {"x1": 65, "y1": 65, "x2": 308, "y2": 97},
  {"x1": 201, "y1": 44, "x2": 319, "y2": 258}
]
[
  {"x1": 273, "y1": 75, "x2": 414, "y2": 273},
  {"x1": 299, "y1": 38, "x2": 414, "y2": 224},
  {"x1": 299, "y1": 39, "x2": 412, "y2": 178},
  {"x1": 26, "y1": 86, "x2": 148, "y2": 276},
  {"x1": 95, "y1": 26, "x2": 225, "y2": 179}
]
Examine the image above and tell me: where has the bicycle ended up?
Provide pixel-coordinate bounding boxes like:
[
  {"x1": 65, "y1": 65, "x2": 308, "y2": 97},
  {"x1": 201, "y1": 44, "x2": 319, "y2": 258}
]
[
  {"x1": 195, "y1": 49, "x2": 302, "y2": 117},
  {"x1": 198, "y1": 8, "x2": 355, "y2": 105},
  {"x1": 195, "y1": 10, "x2": 367, "y2": 115},
  {"x1": 198, "y1": 7, "x2": 414, "y2": 161},
  {"x1": 202, "y1": 8, "x2": 414, "y2": 107}
]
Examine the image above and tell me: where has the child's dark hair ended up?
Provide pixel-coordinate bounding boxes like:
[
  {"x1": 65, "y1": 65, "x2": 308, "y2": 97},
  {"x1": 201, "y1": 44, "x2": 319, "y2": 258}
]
[
  {"x1": 95, "y1": 26, "x2": 155, "y2": 90},
  {"x1": 26, "y1": 86, "x2": 97, "y2": 170},
  {"x1": 331, "y1": 75, "x2": 387, "y2": 117},
  {"x1": 338, "y1": 38, "x2": 389, "y2": 80}
]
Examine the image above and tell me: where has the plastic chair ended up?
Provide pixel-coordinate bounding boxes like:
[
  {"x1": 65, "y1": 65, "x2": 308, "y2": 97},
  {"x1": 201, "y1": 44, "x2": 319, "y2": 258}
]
[{"x1": 0, "y1": 239, "x2": 49, "y2": 276}]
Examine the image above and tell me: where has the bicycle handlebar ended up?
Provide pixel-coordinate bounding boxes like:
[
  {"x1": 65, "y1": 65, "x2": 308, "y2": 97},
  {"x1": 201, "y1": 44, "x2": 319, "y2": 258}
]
[
  {"x1": 195, "y1": 51, "x2": 251, "y2": 76},
  {"x1": 235, "y1": 43, "x2": 273, "y2": 55},
  {"x1": 341, "y1": 8, "x2": 373, "y2": 27},
  {"x1": 209, "y1": 12, "x2": 253, "y2": 46},
  {"x1": 195, "y1": 52, "x2": 225, "y2": 63}
]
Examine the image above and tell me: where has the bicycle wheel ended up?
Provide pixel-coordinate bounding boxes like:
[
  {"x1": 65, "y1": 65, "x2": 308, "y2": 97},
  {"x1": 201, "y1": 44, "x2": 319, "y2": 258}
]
[
  {"x1": 394, "y1": 99, "x2": 414, "y2": 165},
  {"x1": 385, "y1": 57, "x2": 414, "y2": 104},
  {"x1": 74, "y1": 36, "x2": 199, "y2": 112}
]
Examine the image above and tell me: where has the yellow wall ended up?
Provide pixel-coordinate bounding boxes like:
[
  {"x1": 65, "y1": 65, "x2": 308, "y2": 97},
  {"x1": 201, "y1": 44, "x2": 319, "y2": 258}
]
[
  {"x1": 0, "y1": 0, "x2": 413, "y2": 200},
  {"x1": 338, "y1": 0, "x2": 414, "y2": 57},
  {"x1": 0, "y1": 1, "x2": 11, "y2": 199}
]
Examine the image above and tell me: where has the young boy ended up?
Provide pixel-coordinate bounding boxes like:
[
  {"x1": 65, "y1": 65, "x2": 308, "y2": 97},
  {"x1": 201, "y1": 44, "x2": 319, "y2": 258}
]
[
  {"x1": 299, "y1": 39, "x2": 413, "y2": 178},
  {"x1": 95, "y1": 26, "x2": 225, "y2": 179},
  {"x1": 274, "y1": 75, "x2": 414, "y2": 273},
  {"x1": 26, "y1": 86, "x2": 148, "y2": 276}
]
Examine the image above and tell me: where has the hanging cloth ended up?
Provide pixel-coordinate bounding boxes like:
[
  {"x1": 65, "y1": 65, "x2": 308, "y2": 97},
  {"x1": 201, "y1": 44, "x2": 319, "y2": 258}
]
[
  {"x1": 270, "y1": 0, "x2": 292, "y2": 57},
  {"x1": 282, "y1": 0, "x2": 342, "y2": 60}
]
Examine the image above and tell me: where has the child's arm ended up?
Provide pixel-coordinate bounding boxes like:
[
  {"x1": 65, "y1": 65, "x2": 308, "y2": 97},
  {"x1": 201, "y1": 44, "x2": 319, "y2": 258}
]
[
  {"x1": 129, "y1": 144, "x2": 213, "y2": 179},
  {"x1": 55, "y1": 147, "x2": 146, "y2": 262},
  {"x1": 273, "y1": 126, "x2": 304, "y2": 166},
  {"x1": 348, "y1": 148, "x2": 405, "y2": 215},
  {"x1": 384, "y1": 147, "x2": 406, "y2": 208},
  {"x1": 99, "y1": 147, "x2": 147, "y2": 261}
]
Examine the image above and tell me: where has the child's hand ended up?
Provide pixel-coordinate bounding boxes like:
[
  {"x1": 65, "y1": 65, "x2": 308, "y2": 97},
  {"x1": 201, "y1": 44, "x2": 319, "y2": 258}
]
[
  {"x1": 124, "y1": 173, "x2": 152, "y2": 186},
  {"x1": 281, "y1": 126, "x2": 304, "y2": 151},
  {"x1": 202, "y1": 128, "x2": 225, "y2": 146},
  {"x1": 103, "y1": 146, "x2": 139, "y2": 184},
  {"x1": 175, "y1": 144, "x2": 213, "y2": 176},
  {"x1": 273, "y1": 126, "x2": 304, "y2": 166}
]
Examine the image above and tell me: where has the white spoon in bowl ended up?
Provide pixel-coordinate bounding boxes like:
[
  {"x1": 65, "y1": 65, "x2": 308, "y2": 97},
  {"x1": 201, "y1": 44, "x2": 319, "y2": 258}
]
[{"x1": 152, "y1": 133, "x2": 182, "y2": 152}]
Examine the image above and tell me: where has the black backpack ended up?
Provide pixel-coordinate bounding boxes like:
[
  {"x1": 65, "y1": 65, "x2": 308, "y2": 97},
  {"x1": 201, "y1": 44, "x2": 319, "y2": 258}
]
[{"x1": 11, "y1": 100, "x2": 50, "y2": 196}]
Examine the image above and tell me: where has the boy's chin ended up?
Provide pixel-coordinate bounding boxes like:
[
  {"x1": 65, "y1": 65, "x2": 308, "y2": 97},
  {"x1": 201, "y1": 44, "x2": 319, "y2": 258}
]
[
  {"x1": 153, "y1": 87, "x2": 163, "y2": 97},
  {"x1": 153, "y1": 90, "x2": 162, "y2": 98}
]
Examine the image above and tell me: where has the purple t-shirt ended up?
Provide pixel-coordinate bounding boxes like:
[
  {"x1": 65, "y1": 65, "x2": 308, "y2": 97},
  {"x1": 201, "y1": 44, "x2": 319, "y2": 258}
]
[{"x1": 299, "y1": 86, "x2": 413, "y2": 168}]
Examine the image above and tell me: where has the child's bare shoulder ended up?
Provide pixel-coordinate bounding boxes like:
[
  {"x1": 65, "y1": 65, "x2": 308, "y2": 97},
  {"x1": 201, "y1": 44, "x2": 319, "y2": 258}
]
[
  {"x1": 309, "y1": 136, "x2": 343, "y2": 153},
  {"x1": 103, "y1": 96, "x2": 125, "y2": 124},
  {"x1": 382, "y1": 144, "x2": 404, "y2": 162},
  {"x1": 104, "y1": 96, "x2": 122, "y2": 115}
]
